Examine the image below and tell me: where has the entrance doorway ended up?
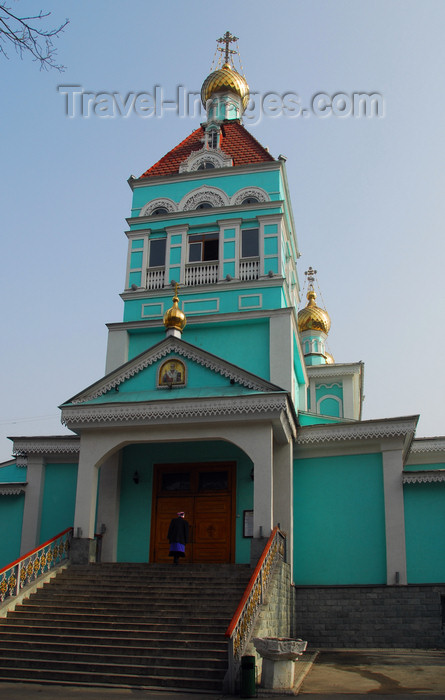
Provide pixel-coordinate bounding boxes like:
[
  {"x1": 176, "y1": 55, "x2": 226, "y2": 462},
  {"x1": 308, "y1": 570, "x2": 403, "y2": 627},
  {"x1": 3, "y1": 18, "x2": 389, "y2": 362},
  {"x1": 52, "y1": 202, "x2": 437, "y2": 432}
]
[{"x1": 151, "y1": 462, "x2": 236, "y2": 563}]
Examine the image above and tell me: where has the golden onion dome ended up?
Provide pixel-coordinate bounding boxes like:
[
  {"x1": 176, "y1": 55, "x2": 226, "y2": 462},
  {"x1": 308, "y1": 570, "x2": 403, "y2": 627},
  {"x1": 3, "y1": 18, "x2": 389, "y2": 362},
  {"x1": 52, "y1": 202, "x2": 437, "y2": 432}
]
[
  {"x1": 163, "y1": 291, "x2": 186, "y2": 333},
  {"x1": 324, "y1": 352, "x2": 335, "y2": 364},
  {"x1": 297, "y1": 289, "x2": 331, "y2": 334},
  {"x1": 201, "y1": 62, "x2": 249, "y2": 110}
]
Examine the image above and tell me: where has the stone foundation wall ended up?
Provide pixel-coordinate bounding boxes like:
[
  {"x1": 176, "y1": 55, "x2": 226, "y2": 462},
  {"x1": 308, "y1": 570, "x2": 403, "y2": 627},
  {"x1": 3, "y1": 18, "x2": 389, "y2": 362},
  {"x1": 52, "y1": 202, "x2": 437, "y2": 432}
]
[
  {"x1": 293, "y1": 585, "x2": 445, "y2": 649},
  {"x1": 245, "y1": 561, "x2": 293, "y2": 679}
]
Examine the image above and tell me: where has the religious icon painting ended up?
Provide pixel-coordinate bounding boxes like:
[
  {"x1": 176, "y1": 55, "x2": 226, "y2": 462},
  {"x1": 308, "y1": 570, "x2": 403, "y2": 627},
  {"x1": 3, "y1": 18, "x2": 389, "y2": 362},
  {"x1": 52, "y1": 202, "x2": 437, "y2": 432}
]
[{"x1": 158, "y1": 358, "x2": 186, "y2": 388}]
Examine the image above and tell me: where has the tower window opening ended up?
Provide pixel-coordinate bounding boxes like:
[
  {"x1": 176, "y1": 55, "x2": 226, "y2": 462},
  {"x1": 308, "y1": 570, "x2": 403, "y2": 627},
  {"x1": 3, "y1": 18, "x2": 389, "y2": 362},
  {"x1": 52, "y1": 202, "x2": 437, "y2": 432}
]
[
  {"x1": 197, "y1": 161, "x2": 215, "y2": 170},
  {"x1": 196, "y1": 201, "x2": 213, "y2": 210},
  {"x1": 149, "y1": 238, "x2": 166, "y2": 267},
  {"x1": 206, "y1": 130, "x2": 219, "y2": 149},
  {"x1": 189, "y1": 233, "x2": 219, "y2": 262},
  {"x1": 241, "y1": 228, "x2": 259, "y2": 258},
  {"x1": 242, "y1": 197, "x2": 259, "y2": 205},
  {"x1": 152, "y1": 207, "x2": 168, "y2": 216}
]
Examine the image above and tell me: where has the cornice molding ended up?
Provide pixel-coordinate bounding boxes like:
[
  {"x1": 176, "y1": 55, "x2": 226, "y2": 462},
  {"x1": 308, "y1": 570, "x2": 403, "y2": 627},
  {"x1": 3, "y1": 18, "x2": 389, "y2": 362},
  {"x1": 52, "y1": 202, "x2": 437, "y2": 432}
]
[
  {"x1": 296, "y1": 417, "x2": 418, "y2": 445},
  {"x1": 0, "y1": 484, "x2": 26, "y2": 495},
  {"x1": 403, "y1": 470, "x2": 445, "y2": 484},
  {"x1": 12, "y1": 437, "x2": 80, "y2": 457},
  {"x1": 128, "y1": 160, "x2": 281, "y2": 190},
  {"x1": 128, "y1": 199, "x2": 281, "y2": 227},
  {"x1": 307, "y1": 363, "x2": 363, "y2": 378},
  {"x1": 62, "y1": 394, "x2": 290, "y2": 427},
  {"x1": 410, "y1": 438, "x2": 445, "y2": 454}
]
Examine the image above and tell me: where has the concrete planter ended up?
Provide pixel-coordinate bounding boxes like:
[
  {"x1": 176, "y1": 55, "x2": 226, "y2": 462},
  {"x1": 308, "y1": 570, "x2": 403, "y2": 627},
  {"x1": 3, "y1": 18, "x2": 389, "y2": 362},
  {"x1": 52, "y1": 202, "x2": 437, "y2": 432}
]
[{"x1": 253, "y1": 637, "x2": 307, "y2": 689}]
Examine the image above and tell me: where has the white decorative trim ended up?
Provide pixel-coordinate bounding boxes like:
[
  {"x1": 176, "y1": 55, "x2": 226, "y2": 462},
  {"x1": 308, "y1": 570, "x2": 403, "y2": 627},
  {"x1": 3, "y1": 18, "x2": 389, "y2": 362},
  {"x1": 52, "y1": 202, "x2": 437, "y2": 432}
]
[
  {"x1": 62, "y1": 395, "x2": 290, "y2": 425},
  {"x1": 307, "y1": 363, "x2": 363, "y2": 378},
  {"x1": 12, "y1": 438, "x2": 80, "y2": 457},
  {"x1": 410, "y1": 438, "x2": 445, "y2": 454},
  {"x1": 139, "y1": 198, "x2": 177, "y2": 217},
  {"x1": 230, "y1": 187, "x2": 270, "y2": 206},
  {"x1": 403, "y1": 471, "x2": 445, "y2": 484},
  {"x1": 316, "y1": 383, "x2": 341, "y2": 390},
  {"x1": 179, "y1": 147, "x2": 233, "y2": 173},
  {"x1": 296, "y1": 417, "x2": 418, "y2": 445},
  {"x1": 0, "y1": 484, "x2": 26, "y2": 495},
  {"x1": 179, "y1": 185, "x2": 230, "y2": 211}
]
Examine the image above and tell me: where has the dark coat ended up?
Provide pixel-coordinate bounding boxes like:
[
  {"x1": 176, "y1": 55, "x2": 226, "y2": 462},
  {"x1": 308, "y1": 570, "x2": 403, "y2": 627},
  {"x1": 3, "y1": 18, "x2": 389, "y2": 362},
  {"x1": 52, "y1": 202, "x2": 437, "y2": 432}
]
[{"x1": 167, "y1": 516, "x2": 189, "y2": 545}]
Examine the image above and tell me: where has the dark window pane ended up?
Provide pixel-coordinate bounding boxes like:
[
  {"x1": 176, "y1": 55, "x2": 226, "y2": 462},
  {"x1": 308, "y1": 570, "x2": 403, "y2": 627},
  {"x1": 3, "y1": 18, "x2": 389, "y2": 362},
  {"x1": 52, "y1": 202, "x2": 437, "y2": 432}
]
[
  {"x1": 242, "y1": 228, "x2": 259, "y2": 258},
  {"x1": 189, "y1": 242, "x2": 202, "y2": 262},
  {"x1": 196, "y1": 202, "x2": 212, "y2": 210},
  {"x1": 197, "y1": 162, "x2": 215, "y2": 170},
  {"x1": 199, "y1": 471, "x2": 228, "y2": 491},
  {"x1": 152, "y1": 207, "x2": 168, "y2": 215},
  {"x1": 161, "y1": 472, "x2": 191, "y2": 491},
  {"x1": 203, "y1": 237, "x2": 219, "y2": 261},
  {"x1": 149, "y1": 239, "x2": 166, "y2": 267},
  {"x1": 242, "y1": 197, "x2": 259, "y2": 204}
]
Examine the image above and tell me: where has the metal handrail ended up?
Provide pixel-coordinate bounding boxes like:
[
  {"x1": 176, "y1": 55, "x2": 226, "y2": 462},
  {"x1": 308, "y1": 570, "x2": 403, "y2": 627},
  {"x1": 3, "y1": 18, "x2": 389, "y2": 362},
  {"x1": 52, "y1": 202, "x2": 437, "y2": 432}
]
[
  {"x1": 0, "y1": 527, "x2": 73, "y2": 604},
  {"x1": 224, "y1": 526, "x2": 286, "y2": 691}
]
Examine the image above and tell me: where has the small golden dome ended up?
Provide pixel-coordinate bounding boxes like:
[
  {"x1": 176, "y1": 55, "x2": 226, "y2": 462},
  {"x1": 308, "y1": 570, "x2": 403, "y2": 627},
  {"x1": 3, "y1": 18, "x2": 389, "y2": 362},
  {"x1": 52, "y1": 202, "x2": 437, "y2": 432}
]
[
  {"x1": 324, "y1": 352, "x2": 335, "y2": 364},
  {"x1": 201, "y1": 63, "x2": 250, "y2": 110},
  {"x1": 163, "y1": 291, "x2": 186, "y2": 333},
  {"x1": 297, "y1": 289, "x2": 331, "y2": 334}
]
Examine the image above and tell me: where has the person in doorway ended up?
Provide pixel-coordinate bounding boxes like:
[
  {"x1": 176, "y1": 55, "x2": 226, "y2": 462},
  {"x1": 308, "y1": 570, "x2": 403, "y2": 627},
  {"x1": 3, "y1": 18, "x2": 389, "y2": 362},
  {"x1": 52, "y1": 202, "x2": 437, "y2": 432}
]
[{"x1": 167, "y1": 511, "x2": 189, "y2": 564}]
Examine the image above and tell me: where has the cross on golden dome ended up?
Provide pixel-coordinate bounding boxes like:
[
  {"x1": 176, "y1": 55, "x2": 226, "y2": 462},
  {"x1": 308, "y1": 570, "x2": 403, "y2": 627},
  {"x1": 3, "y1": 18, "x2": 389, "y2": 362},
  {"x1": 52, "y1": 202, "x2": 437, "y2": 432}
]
[{"x1": 217, "y1": 31, "x2": 239, "y2": 64}]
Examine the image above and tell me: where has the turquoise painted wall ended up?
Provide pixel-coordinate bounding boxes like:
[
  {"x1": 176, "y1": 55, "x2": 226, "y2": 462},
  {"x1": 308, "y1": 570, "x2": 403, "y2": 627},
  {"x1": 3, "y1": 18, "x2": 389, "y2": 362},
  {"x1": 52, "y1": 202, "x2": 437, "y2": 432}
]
[
  {"x1": 0, "y1": 462, "x2": 27, "y2": 482},
  {"x1": 39, "y1": 463, "x2": 78, "y2": 544},
  {"x1": 117, "y1": 441, "x2": 253, "y2": 564},
  {"x1": 0, "y1": 495, "x2": 24, "y2": 569},
  {"x1": 293, "y1": 453, "x2": 386, "y2": 584},
  {"x1": 128, "y1": 319, "x2": 271, "y2": 380},
  {"x1": 298, "y1": 413, "x2": 342, "y2": 426},
  {"x1": 404, "y1": 483, "x2": 445, "y2": 583}
]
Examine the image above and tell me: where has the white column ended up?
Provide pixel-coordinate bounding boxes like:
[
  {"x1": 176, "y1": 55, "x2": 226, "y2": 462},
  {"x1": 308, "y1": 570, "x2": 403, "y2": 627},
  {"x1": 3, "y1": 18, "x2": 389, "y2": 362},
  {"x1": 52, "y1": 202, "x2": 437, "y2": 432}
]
[
  {"x1": 96, "y1": 452, "x2": 121, "y2": 562},
  {"x1": 382, "y1": 447, "x2": 407, "y2": 584},
  {"x1": 251, "y1": 425, "x2": 274, "y2": 539},
  {"x1": 273, "y1": 441, "x2": 293, "y2": 574},
  {"x1": 73, "y1": 440, "x2": 100, "y2": 539},
  {"x1": 20, "y1": 456, "x2": 45, "y2": 555}
]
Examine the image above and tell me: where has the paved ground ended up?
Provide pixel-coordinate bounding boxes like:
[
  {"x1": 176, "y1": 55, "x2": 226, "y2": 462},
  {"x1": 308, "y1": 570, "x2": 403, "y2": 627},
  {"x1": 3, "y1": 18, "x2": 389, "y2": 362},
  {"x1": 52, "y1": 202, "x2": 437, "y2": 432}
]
[{"x1": 0, "y1": 649, "x2": 444, "y2": 698}]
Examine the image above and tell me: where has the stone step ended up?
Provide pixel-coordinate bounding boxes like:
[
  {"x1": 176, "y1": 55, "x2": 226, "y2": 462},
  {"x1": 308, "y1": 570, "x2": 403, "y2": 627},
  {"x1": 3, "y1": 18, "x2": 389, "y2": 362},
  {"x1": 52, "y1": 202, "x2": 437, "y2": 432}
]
[
  {"x1": 3, "y1": 611, "x2": 231, "y2": 627},
  {"x1": 0, "y1": 639, "x2": 228, "y2": 658},
  {"x1": 21, "y1": 600, "x2": 238, "y2": 614},
  {"x1": 0, "y1": 648, "x2": 227, "y2": 669},
  {"x1": 0, "y1": 627, "x2": 226, "y2": 646},
  {"x1": 0, "y1": 667, "x2": 223, "y2": 691}
]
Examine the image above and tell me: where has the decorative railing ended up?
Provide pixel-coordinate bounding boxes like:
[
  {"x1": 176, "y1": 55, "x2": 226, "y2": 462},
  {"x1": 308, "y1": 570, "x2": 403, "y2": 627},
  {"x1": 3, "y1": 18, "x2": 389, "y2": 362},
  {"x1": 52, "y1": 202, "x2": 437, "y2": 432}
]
[
  {"x1": 240, "y1": 259, "x2": 260, "y2": 281},
  {"x1": 225, "y1": 526, "x2": 286, "y2": 691},
  {"x1": 0, "y1": 527, "x2": 72, "y2": 604},
  {"x1": 146, "y1": 267, "x2": 166, "y2": 290},
  {"x1": 185, "y1": 262, "x2": 218, "y2": 286}
]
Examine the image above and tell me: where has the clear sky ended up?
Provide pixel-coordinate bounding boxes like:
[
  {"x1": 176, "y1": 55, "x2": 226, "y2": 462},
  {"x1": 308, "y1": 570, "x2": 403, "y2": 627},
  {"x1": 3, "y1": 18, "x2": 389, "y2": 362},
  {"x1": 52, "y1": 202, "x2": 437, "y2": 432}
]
[{"x1": 1, "y1": 0, "x2": 444, "y2": 462}]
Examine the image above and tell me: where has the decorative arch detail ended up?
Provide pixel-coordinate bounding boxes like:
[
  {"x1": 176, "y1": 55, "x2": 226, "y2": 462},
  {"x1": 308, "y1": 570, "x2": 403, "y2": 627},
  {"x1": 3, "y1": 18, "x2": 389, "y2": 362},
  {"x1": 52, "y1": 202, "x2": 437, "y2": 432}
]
[
  {"x1": 179, "y1": 147, "x2": 233, "y2": 173},
  {"x1": 230, "y1": 187, "x2": 270, "y2": 206},
  {"x1": 317, "y1": 394, "x2": 343, "y2": 418},
  {"x1": 179, "y1": 185, "x2": 230, "y2": 211},
  {"x1": 139, "y1": 198, "x2": 178, "y2": 217}
]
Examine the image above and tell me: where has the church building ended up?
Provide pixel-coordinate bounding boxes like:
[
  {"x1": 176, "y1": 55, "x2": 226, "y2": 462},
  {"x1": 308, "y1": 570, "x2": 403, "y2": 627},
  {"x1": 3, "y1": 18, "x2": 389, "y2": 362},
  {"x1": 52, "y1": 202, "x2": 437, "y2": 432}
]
[{"x1": 1, "y1": 33, "x2": 444, "y2": 647}]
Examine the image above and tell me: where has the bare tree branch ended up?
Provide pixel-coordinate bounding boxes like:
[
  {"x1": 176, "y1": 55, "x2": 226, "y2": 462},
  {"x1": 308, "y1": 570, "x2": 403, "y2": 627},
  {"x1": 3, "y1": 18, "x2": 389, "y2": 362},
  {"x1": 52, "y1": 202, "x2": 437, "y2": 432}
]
[{"x1": 0, "y1": 3, "x2": 69, "y2": 71}]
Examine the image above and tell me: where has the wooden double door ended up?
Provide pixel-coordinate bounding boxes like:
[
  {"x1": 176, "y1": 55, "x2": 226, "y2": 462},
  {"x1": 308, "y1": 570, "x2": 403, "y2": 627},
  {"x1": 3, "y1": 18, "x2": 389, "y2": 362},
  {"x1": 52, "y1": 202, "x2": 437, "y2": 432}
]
[{"x1": 151, "y1": 462, "x2": 235, "y2": 563}]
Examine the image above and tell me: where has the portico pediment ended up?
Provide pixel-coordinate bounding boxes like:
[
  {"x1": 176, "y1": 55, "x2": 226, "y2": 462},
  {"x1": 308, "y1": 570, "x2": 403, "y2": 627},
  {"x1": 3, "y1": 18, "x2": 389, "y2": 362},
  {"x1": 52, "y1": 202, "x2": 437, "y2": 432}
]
[{"x1": 60, "y1": 337, "x2": 296, "y2": 440}]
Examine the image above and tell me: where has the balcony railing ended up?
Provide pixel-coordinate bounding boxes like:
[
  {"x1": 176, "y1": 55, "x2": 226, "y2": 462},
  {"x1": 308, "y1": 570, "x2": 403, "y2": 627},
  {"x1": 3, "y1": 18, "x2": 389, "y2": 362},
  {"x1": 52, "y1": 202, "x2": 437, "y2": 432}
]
[
  {"x1": 146, "y1": 267, "x2": 165, "y2": 290},
  {"x1": 185, "y1": 262, "x2": 218, "y2": 286},
  {"x1": 240, "y1": 258, "x2": 259, "y2": 281}
]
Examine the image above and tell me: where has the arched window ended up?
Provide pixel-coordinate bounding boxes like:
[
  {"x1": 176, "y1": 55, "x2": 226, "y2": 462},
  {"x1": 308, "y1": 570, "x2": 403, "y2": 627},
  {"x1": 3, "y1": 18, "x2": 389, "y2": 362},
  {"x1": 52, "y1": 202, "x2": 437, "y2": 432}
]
[
  {"x1": 196, "y1": 202, "x2": 213, "y2": 210},
  {"x1": 197, "y1": 162, "x2": 215, "y2": 170},
  {"x1": 152, "y1": 207, "x2": 168, "y2": 215},
  {"x1": 241, "y1": 197, "x2": 259, "y2": 205}
]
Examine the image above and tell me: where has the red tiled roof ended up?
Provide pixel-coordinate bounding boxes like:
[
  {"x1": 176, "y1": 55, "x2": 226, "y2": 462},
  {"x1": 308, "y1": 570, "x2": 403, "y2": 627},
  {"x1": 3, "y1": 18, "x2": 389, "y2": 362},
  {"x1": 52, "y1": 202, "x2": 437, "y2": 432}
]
[{"x1": 140, "y1": 121, "x2": 275, "y2": 178}]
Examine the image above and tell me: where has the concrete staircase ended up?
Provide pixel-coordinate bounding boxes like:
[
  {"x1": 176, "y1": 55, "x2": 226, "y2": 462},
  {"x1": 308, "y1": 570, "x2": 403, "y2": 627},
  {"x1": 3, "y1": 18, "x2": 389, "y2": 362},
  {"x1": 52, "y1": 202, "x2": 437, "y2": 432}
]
[{"x1": 0, "y1": 562, "x2": 252, "y2": 691}]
